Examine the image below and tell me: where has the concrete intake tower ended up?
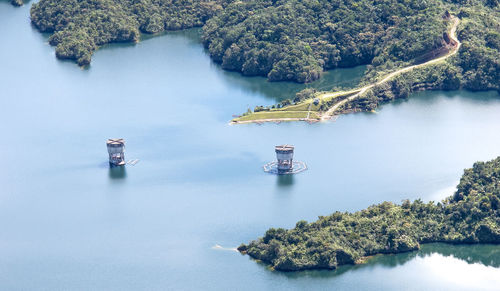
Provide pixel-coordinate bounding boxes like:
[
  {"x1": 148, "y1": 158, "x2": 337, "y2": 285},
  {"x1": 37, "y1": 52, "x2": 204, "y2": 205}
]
[
  {"x1": 107, "y1": 138, "x2": 125, "y2": 166},
  {"x1": 275, "y1": 145, "x2": 295, "y2": 173},
  {"x1": 263, "y1": 144, "x2": 307, "y2": 175}
]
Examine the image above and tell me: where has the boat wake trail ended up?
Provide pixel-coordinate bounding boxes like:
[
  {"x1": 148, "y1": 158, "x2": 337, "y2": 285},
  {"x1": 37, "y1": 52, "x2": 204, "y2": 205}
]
[{"x1": 212, "y1": 244, "x2": 238, "y2": 252}]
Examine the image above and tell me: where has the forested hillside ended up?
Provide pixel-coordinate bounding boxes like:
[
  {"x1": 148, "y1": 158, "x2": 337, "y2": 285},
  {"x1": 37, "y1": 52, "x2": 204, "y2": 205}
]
[
  {"x1": 29, "y1": 0, "x2": 498, "y2": 92},
  {"x1": 30, "y1": 0, "x2": 227, "y2": 65},
  {"x1": 202, "y1": 0, "x2": 447, "y2": 82},
  {"x1": 238, "y1": 157, "x2": 500, "y2": 271},
  {"x1": 357, "y1": 0, "x2": 500, "y2": 101},
  {"x1": 454, "y1": 1, "x2": 500, "y2": 91},
  {"x1": 338, "y1": 0, "x2": 499, "y2": 114}
]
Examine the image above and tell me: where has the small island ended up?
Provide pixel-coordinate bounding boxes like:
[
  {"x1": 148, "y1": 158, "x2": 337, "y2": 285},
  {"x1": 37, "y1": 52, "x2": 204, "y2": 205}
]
[{"x1": 238, "y1": 156, "x2": 500, "y2": 271}]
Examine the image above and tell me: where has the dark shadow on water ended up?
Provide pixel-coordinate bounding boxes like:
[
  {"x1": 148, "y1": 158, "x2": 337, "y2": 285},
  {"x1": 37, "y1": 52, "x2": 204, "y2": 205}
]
[
  {"x1": 35, "y1": 24, "x2": 366, "y2": 102},
  {"x1": 276, "y1": 174, "x2": 295, "y2": 187},
  {"x1": 155, "y1": 28, "x2": 202, "y2": 45},
  {"x1": 99, "y1": 28, "x2": 202, "y2": 53},
  {"x1": 108, "y1": 166, "x2": 127, "y2": 180},
  {"x1": 381, "y1": 89, "x2": 500, "y2": 111},
  {"x1": 97, "y1": 40, "x2": 138, "y2": 53},
  {"x1": 212, "y1": 62, "x2": 367, "y2": 103},
  {"x1": 252, "y1": 243, "x2": 500, "y2": 280},
  {"x1": 95, "y1": 27, "x2": 367, "y2": 103},
  {"x1": 418, "y1": 243, "x2": 500, "y2": 267}
]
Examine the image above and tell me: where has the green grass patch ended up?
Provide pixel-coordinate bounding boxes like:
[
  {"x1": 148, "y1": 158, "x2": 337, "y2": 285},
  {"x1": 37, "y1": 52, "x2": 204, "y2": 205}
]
[
  {"x1": 235, "y1": 111, "x2": 314, "y2": 122},
  {"x1": 234, "y1": 88, "x2": 360, "y2": 122},
  {"x1": 277, "y1": 102, "x2": 313, "y2": 112}
]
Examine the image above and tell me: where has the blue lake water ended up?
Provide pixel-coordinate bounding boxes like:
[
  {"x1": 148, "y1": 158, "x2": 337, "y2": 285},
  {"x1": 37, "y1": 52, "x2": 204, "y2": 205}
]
[{"x1": 0, "y1": 2, "x2": 499, "y2": 290}]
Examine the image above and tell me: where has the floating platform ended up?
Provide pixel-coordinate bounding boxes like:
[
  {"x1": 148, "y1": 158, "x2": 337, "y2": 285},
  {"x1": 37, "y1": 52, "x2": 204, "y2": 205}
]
[
  {"x1": 263, "y1": 161, "x2": 307, "y2": 175},
  {"x1": 110, "y1": 161, "x2": 126, "y2": 167}
]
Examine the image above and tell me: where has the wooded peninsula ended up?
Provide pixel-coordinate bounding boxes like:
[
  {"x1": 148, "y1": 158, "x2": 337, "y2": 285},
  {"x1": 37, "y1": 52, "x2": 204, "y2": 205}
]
[{"x1": 238, "y1": 157, "x2": 500, "y2": 271}]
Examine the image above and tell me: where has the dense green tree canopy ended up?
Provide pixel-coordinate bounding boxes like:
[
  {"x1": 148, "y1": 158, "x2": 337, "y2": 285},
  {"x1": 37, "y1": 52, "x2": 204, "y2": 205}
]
[
  {"x1": 238, "y1": 157, "x2": 500, "y2": 271},
  {"x1": 30, "y1": 0, "x2": 498, "y2": 92},
  {"x1": 202, "y1": 0, "x2": 447, "y2": 82},
  {"x1": 30, "y1": 0, "x2": 226, "y2": 65}
]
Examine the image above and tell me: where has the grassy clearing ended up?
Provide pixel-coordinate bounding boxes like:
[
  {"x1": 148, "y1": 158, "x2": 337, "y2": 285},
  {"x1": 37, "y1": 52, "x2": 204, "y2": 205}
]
[
  {"x1": 276, "y1": 102, "x2": 313, "y2": 112},
  {"x1": 320, "y1": 89, "x2": 361, "y2": 102},
  {"x1": 235, "y1": 111, "x2": 316, "y2": 122},
  {"x1": 233, "y1": 89, "x2": 359, "y2": 122}
]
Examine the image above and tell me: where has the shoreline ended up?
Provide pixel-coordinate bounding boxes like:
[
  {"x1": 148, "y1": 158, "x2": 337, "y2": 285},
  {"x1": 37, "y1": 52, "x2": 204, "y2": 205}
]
[
  {"x1": 238, "y1": 154, "x2": 500, "y2": 272},
  {"x1": 241, "y1": 240, "x2": 500, "y2": 272},
  {"x1": 233, "y1": 16, "x2": 462, "y2": 125}
]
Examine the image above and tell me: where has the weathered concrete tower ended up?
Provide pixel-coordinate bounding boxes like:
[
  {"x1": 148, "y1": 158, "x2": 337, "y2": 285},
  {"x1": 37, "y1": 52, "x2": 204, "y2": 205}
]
[
  {"x1": 264, "y1": 144, "x2": 306, "y2": 175},
  {"x1": 107, "y1": 138, "x2": 125, "y2": 166},
  {"x1": 275, "y1": 145, "x2": 294, "y2": 173}
]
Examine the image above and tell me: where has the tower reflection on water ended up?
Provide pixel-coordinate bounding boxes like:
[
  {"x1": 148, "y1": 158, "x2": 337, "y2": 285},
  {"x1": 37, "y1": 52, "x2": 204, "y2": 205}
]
[
  {"x1": 108, "y1": 165, "x2": 127, "y2": 179},
  {"x1": 277, "y1": 174, "x2": 294, "y2": 187}
]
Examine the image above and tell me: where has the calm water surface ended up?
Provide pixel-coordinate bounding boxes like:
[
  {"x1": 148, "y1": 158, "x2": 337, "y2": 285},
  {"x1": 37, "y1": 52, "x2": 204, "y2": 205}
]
[{"x1": 1, "y1": 3, "x2": 499, "y2": 290}]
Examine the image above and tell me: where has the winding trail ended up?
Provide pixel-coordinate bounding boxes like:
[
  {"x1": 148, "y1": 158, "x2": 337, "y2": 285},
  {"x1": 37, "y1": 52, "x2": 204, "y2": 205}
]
[
  {"x1": 233, "y1": 16, "x2": 461, "y2": 125},
  {"x1": 320, "y1": 16, "x2": 461, "y2": 120}
]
